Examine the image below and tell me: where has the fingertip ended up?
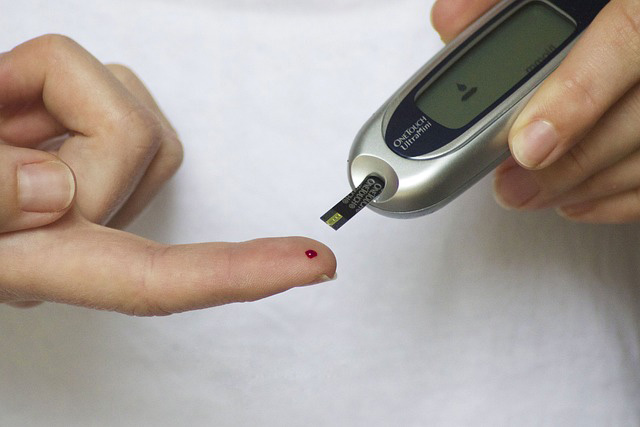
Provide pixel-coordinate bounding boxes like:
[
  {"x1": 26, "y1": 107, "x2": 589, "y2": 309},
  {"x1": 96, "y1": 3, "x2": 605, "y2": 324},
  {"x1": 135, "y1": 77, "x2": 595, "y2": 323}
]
[
  {"x1": 227, "y1": 236, "x2": 338, "y2": 303},
  {"x1": 492, "y1": 158, "x2": 518, "y2": 210},
  {"x1": 247, "y1": 236, "x2": 337, "y2": 288},
  {"x1": 287, "y1": 236, "x2": 337, "y2": 286},
  {"x1": 495, "y1": 156, "x2": 518, "y2": 174},
  {"x1": 430, "y1": 0, "x2": 463, "y2": 43},
  {"x1": 493, "y1": 164, "x2": 541, "y2": 210},
  {"x1": 492, "y1": 179, "x2": 513, "y2": 211},
  {"x1": 431, "y1": 0, "x2": 499, "y2": 43}
]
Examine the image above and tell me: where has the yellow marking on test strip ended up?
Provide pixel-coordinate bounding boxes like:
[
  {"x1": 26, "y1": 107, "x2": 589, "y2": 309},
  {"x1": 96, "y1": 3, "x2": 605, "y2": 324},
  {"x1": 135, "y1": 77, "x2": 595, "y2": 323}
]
[{"x1": 325, "y1": 213, "x2": 343, "y2": 226}]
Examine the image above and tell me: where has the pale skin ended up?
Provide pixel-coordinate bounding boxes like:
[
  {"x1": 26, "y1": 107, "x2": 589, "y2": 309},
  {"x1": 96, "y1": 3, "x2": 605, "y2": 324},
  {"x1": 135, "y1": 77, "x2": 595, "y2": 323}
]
[
  {"x1": 0, "y1": 35, "x2": 336, "y2": 315},
  {"x1": 5, "y1": 1, "x2": 637, "y2": 312},
  {"x1": 432, "y1": 0, "x2": 640, "y2": 223}
]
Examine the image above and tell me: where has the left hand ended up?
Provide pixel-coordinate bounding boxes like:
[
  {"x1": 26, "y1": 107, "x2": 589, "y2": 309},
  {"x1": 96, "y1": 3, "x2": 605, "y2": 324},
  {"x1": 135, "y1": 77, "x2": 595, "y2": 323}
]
[
  {"x1": 0, "y1": 35, "x2": 337, "y2": 315},
  {"x1": 432, "y1": 0, "x2": 640, "y2": 223}
]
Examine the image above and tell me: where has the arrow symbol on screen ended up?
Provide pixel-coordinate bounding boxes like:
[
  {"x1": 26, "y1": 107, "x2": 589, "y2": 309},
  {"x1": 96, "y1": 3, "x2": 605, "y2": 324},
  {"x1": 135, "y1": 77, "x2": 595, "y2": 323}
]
[{"x1": 461, "y1": 87, "x2": 478, "y2": 102}]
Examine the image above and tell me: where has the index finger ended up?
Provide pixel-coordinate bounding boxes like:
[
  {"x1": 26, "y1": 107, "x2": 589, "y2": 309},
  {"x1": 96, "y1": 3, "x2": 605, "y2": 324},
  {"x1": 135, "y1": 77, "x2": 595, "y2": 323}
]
[
  {"x1": 431, "y1": 0, "x2": 500, "y2": 43},
  {"x1": 0, "y1": 35, "x2": 135, "y2": 138},
  {"x1": 0, "y1": 212, "x2": 337, "y2": 315}
]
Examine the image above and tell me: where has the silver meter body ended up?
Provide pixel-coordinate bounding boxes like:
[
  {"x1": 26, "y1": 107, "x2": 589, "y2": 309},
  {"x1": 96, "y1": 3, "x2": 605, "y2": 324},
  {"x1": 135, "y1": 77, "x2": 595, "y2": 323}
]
[{"x1": 348, "y1": 0, "x2": 608, "y2": 218}]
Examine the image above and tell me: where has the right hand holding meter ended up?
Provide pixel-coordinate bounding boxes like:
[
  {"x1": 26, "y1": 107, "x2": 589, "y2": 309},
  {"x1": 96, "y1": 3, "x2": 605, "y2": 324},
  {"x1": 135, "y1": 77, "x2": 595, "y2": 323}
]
[{"x1": 433, "y1": 0, "x2": 640, "y2": 224}]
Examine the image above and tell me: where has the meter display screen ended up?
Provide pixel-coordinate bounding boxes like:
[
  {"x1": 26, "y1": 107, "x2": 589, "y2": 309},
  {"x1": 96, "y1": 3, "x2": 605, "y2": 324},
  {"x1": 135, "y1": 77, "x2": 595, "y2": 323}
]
[{"x1": 415, "y1": 1, "x2": 576, "y2": 129}]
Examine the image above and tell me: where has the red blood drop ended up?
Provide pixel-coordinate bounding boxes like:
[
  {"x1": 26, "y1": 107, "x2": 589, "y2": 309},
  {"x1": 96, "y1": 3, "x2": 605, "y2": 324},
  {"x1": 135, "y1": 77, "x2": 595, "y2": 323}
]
[{"x1": 305, "y1": 250, "x2": 318, "y2": 259}]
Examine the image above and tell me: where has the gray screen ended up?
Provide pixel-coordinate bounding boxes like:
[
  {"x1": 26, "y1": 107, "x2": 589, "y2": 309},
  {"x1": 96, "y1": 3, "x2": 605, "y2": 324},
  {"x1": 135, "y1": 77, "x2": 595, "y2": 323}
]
[{"x1": 415, "y1": 1, "x2": 575, "y2": 129}]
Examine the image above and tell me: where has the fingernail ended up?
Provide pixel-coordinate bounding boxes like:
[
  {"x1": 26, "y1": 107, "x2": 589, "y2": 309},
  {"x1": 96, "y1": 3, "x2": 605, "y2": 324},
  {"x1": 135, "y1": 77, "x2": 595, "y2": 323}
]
[
  {"x1": 495, "y1": 156, "x2": 519, "y2": 174},
  {"x1": 557, "y1": 202, "x2": 594, "y2": 219},
  {"x1": 494, "y1": 166, "x2": 540, "y2": 209},
  {"x1": 18, "y1": 161, "x2": 75, "y2": 212},
  {"x1": 7, "y1": 301, "x2": 42, "y2": 309},
  {"x1": 512, "y1": 120, "x2": 559, "y2": 169},
  {"x1": 305, "y1": 273, "x2": 338, "y2": 286}
]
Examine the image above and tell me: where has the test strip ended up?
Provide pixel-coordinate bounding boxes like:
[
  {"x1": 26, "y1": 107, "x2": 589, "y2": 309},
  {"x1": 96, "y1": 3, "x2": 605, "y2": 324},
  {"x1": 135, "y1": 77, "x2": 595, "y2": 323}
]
[{"x1": 321, "y1": 175, "x2": 385, "y2": 230}]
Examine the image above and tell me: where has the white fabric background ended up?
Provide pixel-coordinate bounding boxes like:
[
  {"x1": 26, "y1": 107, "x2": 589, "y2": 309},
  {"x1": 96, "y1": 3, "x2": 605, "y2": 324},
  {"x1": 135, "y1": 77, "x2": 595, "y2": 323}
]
[{"x1": 1, "y1": 0, "x2": 640, "y2": 425}]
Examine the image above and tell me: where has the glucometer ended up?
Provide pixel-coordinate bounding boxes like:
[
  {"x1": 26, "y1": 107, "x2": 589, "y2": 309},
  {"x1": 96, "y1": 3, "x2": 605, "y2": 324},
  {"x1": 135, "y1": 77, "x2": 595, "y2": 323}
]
[{"x1": 322, "y1": 0, "x2": 608, "y2": 230}]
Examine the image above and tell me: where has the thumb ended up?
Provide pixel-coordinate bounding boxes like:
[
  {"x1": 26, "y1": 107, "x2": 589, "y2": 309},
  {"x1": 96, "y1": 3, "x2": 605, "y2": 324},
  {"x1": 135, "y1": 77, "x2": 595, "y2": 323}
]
[
  {"x1": 508, "y1": 0, "x2": 640, "y2": 170},
  {"x1": 0, "y1": 145, "x2": 75, "y2": 233}
]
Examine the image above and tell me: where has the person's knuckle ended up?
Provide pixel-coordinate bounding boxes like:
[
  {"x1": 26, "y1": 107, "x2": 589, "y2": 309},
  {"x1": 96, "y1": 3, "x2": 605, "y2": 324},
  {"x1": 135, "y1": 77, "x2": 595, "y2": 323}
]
[
  {"x1": 159, "y1": 133, "x2": 184, "y2": 178},
  {"x1": 565, "y1": 143, "x2": 591, "y2": 178},
  {"x1": 107, "y1": 64, "x2": 141, "y2": 87},
  {"x1": 120, "y1": 106, "x2": 163, "y2": 153},
  {"x1": 37, "y1": 34, "x2": 79, "y2": 57},
  {"x1": 122, "y1": 245, "x2": 174, "y2": 317},
  {"x1": 560, "y1": 71, "x2": 599, "y2": 120},
  {"x1": 539, "y1": 145, "x2": 591, "y2": 197},
  {"x1": 107, "y1": 63, "x2": 133, "y2": 78}
]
